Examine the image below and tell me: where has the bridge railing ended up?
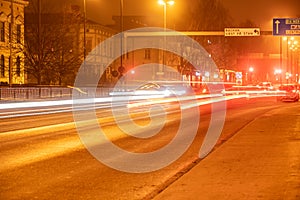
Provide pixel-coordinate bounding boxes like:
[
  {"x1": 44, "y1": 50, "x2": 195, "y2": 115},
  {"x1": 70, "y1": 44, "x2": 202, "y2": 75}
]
[{"x1": 0, "y1": 87, "x2": 111, "y2": 101}]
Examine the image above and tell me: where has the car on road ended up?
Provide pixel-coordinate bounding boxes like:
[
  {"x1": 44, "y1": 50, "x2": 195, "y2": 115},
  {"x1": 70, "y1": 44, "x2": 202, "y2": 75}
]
[
  {"x1": 133, "y1": 82, "x2": 173, "y2": 97},
  {"x1": 257, "y1": 82, "x2": 274, "y2": 90},
  {"x1": 109, "y1": 82, "x2": 189, "y2": 98},
  {"x1": 277, "y1": 84, "x2": 300, "y2": 102}
]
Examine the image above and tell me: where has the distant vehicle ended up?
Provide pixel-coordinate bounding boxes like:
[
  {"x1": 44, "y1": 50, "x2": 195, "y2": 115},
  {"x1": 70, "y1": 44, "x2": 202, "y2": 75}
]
[
  {"x1": 222, "y1": 85, "x2": 265, "y2": 95},
  {"x1": 257, "y1": 82, "x2": 274, "y2": 90},
  {"x1": 133, "y1": 82, "x2": 173, "y2": 97},
  {"x1": 194, "y1": 82, "x2": 225, "y2": 95},
  {"x1": 277, "y1": 84, "x2": 299, "y2": 102},
  {"x1": 109, "y1": 82, "x2": 189, "y2": 98}
]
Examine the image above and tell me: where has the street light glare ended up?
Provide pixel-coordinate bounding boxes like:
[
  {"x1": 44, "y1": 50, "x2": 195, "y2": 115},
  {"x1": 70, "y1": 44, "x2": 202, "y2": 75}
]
[
  {"x1": 158, "y1": 0, "x2": 175, "y2": 6},
  {"x1": 167, "y1": 0, "x2": 175, "y2": 6},
  {"x1": 158, "y1": 0, "x2": 165, "y2": 5}
]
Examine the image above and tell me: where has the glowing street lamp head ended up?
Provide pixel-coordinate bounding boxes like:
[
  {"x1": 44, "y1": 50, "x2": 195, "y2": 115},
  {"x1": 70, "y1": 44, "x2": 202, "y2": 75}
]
[
  {"x1": 167, "y1": 0, "x2": 175, "y2": 6},
  {"x1": 158, "y1": 0, "x2": 175, "y2": 6},
  {"x1": 274, "y1": 69, "x2": 282, "y2": 74},
  {"x1": 158, "y1": 0, "x2": 165, "y2": 5}
]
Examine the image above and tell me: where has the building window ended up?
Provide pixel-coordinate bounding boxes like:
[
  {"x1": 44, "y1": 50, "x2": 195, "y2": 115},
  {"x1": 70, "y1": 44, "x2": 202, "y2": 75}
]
[
  {"x1": 0, "y1": 22, "x2": 4, "y2": 42},
  {"x1": 8, "y1": 56, "x2": 11, "y2": 77},
  {"x1": 86, "y1": 39, "x2": 92, "y2": 54},
  {"x1": 145, "y1": 49, "x2": 151, "y2": 59},
  {"x1": 16, "y1": 56, "x2": 20, "y2": 76},
  {"x1": 17, "y1": 24, "x2": 21, "y2": 43},
  {"x1": 9, "y1": 23, "x2": 11, "y2": 42},
  {"x1": 0, "y1": 55, "x2": 4, "y2": 77}
]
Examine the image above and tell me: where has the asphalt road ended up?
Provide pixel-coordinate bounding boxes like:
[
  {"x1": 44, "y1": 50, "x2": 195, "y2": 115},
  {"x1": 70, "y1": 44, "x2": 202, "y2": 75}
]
[{"x1": 0, "y1": 96, "x2": 285, "y2": 200}]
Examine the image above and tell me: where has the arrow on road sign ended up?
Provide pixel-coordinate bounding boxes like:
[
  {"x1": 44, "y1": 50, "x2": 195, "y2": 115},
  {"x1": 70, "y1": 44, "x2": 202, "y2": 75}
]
[{"x1": 275, "y1": 20, "x2": 280, "y2": 34}]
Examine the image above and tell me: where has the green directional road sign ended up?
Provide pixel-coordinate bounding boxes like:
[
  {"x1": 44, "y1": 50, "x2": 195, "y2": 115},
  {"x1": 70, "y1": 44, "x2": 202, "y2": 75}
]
[{"x1": 273, "y1": 18, "x2": 300, "y2": 36}]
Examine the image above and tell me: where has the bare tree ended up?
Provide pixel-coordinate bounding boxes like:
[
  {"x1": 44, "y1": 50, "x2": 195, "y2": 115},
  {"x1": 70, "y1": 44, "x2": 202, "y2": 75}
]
[
  {"x1": 45, "y1": 6, "x2": 82, "y2": 85},
  {"x1": 184, "y1": 0, "x2": 235, "y2": 70},
  {"x1": 229, "y1": 20, "x2": 261, "y2": 56},
  {"x1": 24, "y1": 0, "x2": 82, "y2": 85}
]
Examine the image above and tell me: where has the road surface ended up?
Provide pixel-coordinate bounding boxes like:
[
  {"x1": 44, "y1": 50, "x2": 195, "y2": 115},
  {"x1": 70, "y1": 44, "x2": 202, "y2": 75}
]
[{"x1": 0, "y1": 96, "x2": 284, "y2": 199}]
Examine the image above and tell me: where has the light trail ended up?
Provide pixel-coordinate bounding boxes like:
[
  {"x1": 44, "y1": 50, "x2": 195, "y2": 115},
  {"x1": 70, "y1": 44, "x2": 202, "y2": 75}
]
[
  {"x1": 0, "y1": 93, "x2": 272, "y2": 171},
  {"x1": 0, "y1": 90, "x2": 280, "y2": 119}
]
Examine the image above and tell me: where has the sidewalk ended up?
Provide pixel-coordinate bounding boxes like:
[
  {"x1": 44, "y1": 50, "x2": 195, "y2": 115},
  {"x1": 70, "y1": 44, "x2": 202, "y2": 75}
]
[{"x1": 154, "y1": 104, "x2": 300, "y2": 200}]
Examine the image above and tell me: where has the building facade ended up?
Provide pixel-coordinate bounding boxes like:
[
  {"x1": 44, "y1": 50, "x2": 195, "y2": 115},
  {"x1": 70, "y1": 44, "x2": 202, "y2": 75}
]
[{"x1": 0, "y1": 0, "x2": 28, "y2": 85}]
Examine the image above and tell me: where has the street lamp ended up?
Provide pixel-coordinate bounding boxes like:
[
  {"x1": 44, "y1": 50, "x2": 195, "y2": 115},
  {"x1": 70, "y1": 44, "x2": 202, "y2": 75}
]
[
  {"x1": 158, "y1": 0, "x2": 175, "y2": 29},
  {"x1": 284, "y1": 37, "x2": 299, "y2": 83},
  {"x1": 289, "y1": 39, "x2": 299, "y2": 83},
  {"x1": 9, "y1": 0, "x2": 15, "y2": 86},
  {"x1": 157, "y1": 0, "x2": 175, "y2": 76},
  {"x1": 249, "y1": 66, "x2": 254, "y2": 83},
  {"x1": 274, "y1": 69, "x2": 282, "y2": 83}
]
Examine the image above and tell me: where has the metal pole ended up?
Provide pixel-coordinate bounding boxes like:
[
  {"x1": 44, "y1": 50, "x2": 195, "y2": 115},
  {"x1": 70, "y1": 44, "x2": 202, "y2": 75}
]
[
  {"x1": 287, "y1": 39, "x2": 289, "y2": 83},
  {"x1": 162, "y1": 3, "x2": 166, "y2": 73},
  {"x1": 120, "y1": 0, "x2": 123, "y2": 69},
  {"x1": 295, "y1": 49, "x2": 299, "y2": 83},
  {"x1": 38, "y1": 0, "x2": 41, "y2": 85},
  {"x1": 163, "y1": 3, "x2": 166, "y2": 29},
  {"x1": 9, "y1": 0, "x2": 14, "y2": 86},
  {"x1": 163, "y1": 3, "x2": 166, "y2": 67},
  {"x1": 280, "y1": 37, "x2": 282, "y2": 84},
  {"x1": 83, "y1": 0, "x2": 86, "y2": 60}
]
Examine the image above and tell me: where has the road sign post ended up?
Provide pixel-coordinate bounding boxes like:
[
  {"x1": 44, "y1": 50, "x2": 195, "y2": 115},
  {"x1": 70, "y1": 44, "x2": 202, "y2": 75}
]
[{"x1": 273, "y1": 18, "x2": 300, "y2": 36}]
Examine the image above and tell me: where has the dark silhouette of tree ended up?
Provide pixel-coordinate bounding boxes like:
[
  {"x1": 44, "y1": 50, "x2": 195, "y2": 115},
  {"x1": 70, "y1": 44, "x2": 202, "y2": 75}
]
[
  {"x1": 183, "y1": 0, "x2": 235, "y2": 70},
  {"x1": 24, "y1": 0, "x2": 82, "y2": 85},
  {"x1": 229, "y1": 19, "x2": 261, "y2": 56}
]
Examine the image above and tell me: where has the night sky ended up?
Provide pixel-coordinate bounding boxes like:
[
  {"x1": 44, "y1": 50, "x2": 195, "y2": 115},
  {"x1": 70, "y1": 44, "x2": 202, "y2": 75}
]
[
  {"x1": 82, "y1": 0, "x2": 300, "y2": 30},
  {"x1": 41, "y1": 0, "x2": 300, "y2": 30}
]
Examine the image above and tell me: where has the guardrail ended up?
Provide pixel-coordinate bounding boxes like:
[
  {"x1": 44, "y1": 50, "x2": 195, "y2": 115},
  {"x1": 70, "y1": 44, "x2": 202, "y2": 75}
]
[{"x1": 0, "y1": 87, "x2": 111, "y2": 101}]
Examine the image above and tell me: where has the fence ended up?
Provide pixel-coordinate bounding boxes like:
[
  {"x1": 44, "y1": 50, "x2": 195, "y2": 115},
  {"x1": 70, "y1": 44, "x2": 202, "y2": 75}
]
[{"x1": 0, "y1": 87, "x2": 111, "y2": 101}]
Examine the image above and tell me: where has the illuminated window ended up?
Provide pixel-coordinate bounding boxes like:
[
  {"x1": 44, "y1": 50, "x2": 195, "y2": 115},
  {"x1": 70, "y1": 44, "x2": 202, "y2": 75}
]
[
  {"x1": 9, "y1": 56, "x2": 11, "y2": 72},
  {"x1": 86, "y1": 39, "x2": 92, "y2": 53},
  {"x1": 9, "y1": 23, "x2": 11, "y2": 42},
  {"x1": 145, "y1": 49, "x2": 151, "y2": 59},
  {"x1": 0, "y1": 55, "x2": 4, "y2": 77}
]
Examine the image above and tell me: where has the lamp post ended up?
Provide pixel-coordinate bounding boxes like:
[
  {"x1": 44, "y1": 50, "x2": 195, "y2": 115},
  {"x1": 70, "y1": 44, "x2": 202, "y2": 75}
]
[
  {"x1": 274, "y1": 69, "x2": 282, "y2": 83},
  {"x1": 83, "y1": 0, "x2": 86, "y2": 60},
  {"x1": 249, "y1": 66, "x2": 254, "y2": 84},
  {"x1": 289, "y1": 39, "x2": 299, "y2": 83},
  {"x1": 9, "y1": 0, "x2": 14, "y2": 86},
  {"x1": 157, "y1": 0, "x2": 175, "y2": 30},
  {"x1": 284, "y1": 37, "x2": 299, "y2": 83},
  {"x1": 157, "y1": 0, "x2": 174, "y2": 76},
  {"x1": 120, "y1": 0, "x2": 123, "y2": 75},
  {"x1": 278, "y1": 36, "x2": 284, "y2": 84}
]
